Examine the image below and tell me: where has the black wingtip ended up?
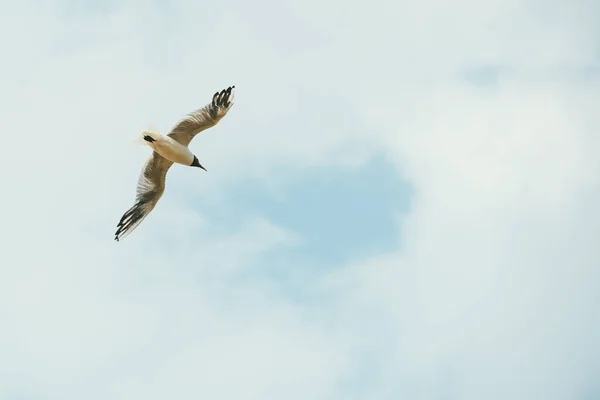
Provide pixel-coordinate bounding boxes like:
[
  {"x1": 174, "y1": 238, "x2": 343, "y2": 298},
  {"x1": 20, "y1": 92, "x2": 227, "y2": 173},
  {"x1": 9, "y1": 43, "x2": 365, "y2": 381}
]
[{"x1": 211, "y1": 86, "x2": 235, "y2": 108}]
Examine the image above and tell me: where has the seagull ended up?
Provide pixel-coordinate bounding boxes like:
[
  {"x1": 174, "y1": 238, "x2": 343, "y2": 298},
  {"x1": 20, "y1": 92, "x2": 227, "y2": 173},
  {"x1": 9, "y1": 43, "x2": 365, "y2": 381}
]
[{"x1": 115, "y1": 85, "x2": 235, "y2": 241}]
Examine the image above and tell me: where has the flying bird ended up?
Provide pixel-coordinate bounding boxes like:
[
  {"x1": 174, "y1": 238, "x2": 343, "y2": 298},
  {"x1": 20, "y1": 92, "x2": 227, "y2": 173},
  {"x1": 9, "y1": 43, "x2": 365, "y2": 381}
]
[{"x1": 115, "y1": 85, "x2": 235, "y2": 241}]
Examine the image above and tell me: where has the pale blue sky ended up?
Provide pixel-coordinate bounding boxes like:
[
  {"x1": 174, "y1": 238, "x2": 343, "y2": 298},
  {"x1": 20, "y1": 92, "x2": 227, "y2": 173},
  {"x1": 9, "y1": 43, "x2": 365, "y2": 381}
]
[
  {"x1": 173, "y1": 153, "x2": 411, "y2": 265},
  {"x1": 1, "y1": 0, "x2": 599, "y2": 399}
]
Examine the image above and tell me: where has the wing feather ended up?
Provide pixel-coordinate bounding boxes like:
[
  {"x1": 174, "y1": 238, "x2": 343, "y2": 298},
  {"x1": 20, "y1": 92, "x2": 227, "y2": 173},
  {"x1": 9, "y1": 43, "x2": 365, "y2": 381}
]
[
  {"x1": 166, "y1": 85, "x2": 235, "y2": 147},
  {"x1": 114, "y1": 152, "x2": 174, "y2": 241}
]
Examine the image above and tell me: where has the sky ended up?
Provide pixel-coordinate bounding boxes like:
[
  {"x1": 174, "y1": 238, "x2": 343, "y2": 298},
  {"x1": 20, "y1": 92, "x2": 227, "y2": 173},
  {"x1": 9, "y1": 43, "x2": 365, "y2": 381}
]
[{"x1": 1, "y1": 0, "x2": 599, "y2": 398}]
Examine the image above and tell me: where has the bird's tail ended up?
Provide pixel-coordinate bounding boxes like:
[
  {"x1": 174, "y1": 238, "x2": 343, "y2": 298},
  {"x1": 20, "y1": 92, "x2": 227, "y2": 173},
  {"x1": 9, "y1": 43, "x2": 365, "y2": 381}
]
[{"x1": 133, "y1": 124, "x2": 162, "y2": 146}]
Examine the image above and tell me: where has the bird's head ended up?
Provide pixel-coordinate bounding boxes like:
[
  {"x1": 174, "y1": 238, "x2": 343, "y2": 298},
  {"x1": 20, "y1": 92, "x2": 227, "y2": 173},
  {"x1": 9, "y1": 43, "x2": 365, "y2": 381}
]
[{"x1": 191, "y1": 155, "x2": 207, "y2": 171}]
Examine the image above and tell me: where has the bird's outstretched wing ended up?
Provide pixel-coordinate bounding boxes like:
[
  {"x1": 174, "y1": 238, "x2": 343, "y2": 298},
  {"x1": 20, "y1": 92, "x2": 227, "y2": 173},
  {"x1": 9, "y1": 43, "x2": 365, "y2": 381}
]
[
  {"x1": 115, "y1": 152, "x2": 174, "y2": 241},
  {"x1": 167, "y1": 85, "x2": 235, "y2": 147}
]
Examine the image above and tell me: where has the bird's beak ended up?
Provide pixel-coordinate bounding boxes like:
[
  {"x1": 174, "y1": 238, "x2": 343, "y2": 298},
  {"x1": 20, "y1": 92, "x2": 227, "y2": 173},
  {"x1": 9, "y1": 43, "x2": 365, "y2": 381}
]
[{"x1": 191, "y1": 155, "x2": 207, "y2": 171}]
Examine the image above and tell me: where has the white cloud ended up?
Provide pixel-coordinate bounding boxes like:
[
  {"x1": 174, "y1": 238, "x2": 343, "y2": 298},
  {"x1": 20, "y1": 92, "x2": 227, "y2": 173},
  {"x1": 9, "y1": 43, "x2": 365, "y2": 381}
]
[{"x1": 325, "y1": 60, "x2": 600, "y2": 400}]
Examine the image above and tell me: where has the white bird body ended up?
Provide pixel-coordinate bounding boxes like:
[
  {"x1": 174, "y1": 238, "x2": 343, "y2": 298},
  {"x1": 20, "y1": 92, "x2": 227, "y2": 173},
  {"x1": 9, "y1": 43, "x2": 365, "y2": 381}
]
[
  {"x1": 115, "y1": 85, "x2": 235, "y2": 241},
  {"x1": 140, "y1": 130, "x2": 194, "y2": 166}
]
